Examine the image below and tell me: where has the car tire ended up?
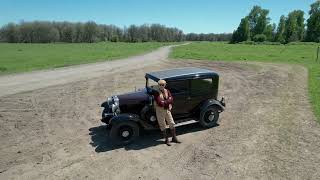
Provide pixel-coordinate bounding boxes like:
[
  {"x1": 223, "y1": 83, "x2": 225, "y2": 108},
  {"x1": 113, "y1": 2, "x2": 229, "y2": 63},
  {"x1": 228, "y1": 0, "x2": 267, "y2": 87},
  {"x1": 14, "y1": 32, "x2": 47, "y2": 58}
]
[
  {"x1": 199, "y1": 106, "x2": 219, "y2": 128},
  {"x1": 145, "y1": 110, "x2": 158, "y2": 125},
  {"x1": 141, "y1": 106, "x2": 158, "y2": 126},
  {"x1": 110, "y1": 121, "x2": 139, "y2": 146}
]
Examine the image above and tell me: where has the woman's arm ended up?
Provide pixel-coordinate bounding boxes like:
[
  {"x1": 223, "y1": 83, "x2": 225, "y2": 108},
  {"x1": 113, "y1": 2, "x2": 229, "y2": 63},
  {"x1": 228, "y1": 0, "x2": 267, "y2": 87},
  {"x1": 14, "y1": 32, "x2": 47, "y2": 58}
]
[
  {"x1": 154, "y1": 92, "x2": 166, "y2": 107},
  {"x1": 166, "y1": 89, "x2": 173, "y2": 104}
]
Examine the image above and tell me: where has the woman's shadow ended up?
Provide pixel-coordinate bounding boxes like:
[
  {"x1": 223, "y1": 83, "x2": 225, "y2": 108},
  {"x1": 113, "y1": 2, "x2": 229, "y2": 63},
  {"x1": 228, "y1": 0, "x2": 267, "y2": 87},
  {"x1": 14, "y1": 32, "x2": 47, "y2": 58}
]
[{"x1": 89, "y1": 122, "x2": 216, "y2": 152}]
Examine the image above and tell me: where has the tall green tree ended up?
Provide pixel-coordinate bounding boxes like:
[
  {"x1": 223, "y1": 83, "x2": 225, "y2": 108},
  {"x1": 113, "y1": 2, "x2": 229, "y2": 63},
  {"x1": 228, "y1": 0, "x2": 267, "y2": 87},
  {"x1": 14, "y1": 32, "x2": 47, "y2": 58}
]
[
  {"x1": 296, "y1": 10, "x2": 305, "y2": 40},
  {"x1": 275, "y1": 15, "x2": 286, "y2": 43},
  {"x1": 264, "y1": 23, "x2": 276, "y2": 41},
  {"x1": 247, "y1": 6, "x2": 270, "y2": 38},
  {"x1": 306, "y1": 1, "x2": 320, "y2": 42},
  {"x1": 60, "y1": 22, "x2": 74, "y2": 42},
  {"x1": 83, "y1": 21, "x2": 98, "y2": 43},
  {"x1": 1, "y1": 23, "x2": 19, "y2": 43},
  {"x1": 284, "y1": 10, "x2": 305, "y2": 43},
  {"x1": 231, "y1": 17, "x2": 250, "y2": 43},
  {"x1": 230, "y1": 5, "x2": 272, "y2": 43}
]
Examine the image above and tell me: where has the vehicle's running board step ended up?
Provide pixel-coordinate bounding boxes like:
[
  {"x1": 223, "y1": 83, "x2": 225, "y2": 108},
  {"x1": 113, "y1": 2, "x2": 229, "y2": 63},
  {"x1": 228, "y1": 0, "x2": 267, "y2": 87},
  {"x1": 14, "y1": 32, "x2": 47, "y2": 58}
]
[{"x1": 175, "y1": 120, "x2": 198, "y2": 127}]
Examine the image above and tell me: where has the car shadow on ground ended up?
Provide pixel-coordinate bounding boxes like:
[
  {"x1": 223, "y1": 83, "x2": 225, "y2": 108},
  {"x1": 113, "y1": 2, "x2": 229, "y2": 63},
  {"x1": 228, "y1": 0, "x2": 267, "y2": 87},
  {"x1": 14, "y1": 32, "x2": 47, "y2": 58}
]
[{"x1": 89, "y1": 123, "x2": 218, "y2": 152}]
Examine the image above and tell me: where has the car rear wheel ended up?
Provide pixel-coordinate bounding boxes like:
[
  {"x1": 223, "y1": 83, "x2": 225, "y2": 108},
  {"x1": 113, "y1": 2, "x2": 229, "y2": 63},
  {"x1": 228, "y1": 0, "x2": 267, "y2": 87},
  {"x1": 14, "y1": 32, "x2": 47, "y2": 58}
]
[
  {"x1": 110, "y1": 121, "x2": 139, "y2": 145},
  {"x1": 199, "y1": 106, "x2": 219, "y2": 128}
]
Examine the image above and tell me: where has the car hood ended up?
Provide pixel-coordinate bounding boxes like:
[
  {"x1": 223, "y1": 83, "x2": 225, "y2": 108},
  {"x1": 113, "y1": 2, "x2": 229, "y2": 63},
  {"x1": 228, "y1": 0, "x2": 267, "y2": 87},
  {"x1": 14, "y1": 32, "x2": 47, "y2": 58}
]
[{"x1": 117, "y1": 88, "x2": 149, "y2": 105}]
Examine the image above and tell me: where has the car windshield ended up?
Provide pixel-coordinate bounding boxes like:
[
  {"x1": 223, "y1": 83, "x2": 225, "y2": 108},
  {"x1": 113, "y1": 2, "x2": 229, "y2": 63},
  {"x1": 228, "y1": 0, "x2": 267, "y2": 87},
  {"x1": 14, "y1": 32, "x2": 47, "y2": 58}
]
[{"x1": 146, "y1": 78, "x2": 160, "y2": 92}]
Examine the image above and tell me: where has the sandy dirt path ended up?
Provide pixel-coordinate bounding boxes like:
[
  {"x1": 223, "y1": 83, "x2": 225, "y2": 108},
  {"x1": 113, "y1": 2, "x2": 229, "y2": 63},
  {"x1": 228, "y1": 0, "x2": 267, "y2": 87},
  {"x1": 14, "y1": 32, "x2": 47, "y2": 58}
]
[
  {"x1": 0, "y1": 44, "x2": 187, "y2": 97},
  {"x1": 0, "y1": 49, "x2": 320, "y2": 179}
]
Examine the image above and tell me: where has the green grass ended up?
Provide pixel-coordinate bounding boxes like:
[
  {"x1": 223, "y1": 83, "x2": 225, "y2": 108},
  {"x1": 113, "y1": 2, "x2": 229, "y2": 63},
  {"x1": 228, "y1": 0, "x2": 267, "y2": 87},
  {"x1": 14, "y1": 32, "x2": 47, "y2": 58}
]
[
  {"x1": 0, "y1": 42, "x2": 173, "y2": 75},
  {"x1": 171, "y1": 41, "x2": 320, "y2": 123}
]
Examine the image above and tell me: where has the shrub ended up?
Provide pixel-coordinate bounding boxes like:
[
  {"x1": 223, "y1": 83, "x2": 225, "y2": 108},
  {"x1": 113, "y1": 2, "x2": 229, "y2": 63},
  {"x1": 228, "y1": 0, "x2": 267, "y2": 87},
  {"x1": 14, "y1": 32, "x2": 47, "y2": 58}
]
[
  {"x1": 253, "y1": 34, "x2": 267, "y2": 42},
  {"x1": 287, "y1": 41, "x2": 320, "y2": 45},
  {"x1": 256, "y1": 41, "x2": 282, "y2": 45},
  {"x1": 238, "y1": 41, "x2": 255, "y2": 45},
  {"x1": 110, "y1": 36, "x2": 119, "y2": 42}
]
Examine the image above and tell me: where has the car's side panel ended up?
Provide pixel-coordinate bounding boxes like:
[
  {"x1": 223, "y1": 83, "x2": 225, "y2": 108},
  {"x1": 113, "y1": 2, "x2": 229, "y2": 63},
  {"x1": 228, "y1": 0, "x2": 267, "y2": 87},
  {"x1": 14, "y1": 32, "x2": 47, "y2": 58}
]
[
  {"x1": 166, "y1": 80, "x2": 191, "y2": 116},
  {"x1": 109, "y1": 113, "x2": 140, "y2": 125},
  {"x1": 188, "y1": 78, "x2": 215, "y2": 112}
]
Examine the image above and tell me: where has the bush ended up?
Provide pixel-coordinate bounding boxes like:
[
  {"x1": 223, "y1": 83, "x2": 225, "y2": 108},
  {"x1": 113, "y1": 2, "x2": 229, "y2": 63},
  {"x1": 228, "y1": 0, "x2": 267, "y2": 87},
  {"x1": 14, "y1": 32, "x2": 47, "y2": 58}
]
[
  {"x1": 238, "y1": 41, "x2": 255, "y2": 45},
  {"x1": 238, "y1": 41, "x2": 281, "y2": 45},
  {"x1": 256, "y1": 41, "x2": 282, "y2": 45},
  {"x1": 287, "y1": 41, "x2": 320, "y2": 45},
  {"x1": 110, "y1": 36, "x2": 119, "y2": 42},
  {"x1": 253, "y1": 34, "x2": 267, "y2": 42}
]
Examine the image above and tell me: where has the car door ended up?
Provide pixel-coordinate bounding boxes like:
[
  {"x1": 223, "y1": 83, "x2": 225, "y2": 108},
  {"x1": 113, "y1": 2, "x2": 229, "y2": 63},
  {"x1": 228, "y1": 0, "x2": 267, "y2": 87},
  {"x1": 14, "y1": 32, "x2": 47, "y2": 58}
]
[
  {"x1": 189, "y1": 78, "x2": 214, "y2": 110},
  {"x1": 166, "y1": 80, "x2": 192, "y2": 118}
]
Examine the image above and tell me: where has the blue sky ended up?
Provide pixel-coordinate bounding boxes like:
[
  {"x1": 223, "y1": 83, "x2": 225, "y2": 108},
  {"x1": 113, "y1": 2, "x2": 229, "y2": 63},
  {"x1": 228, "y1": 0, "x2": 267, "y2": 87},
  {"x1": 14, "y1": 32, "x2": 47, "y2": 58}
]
[{"x1": 0, "y1": 0, "x2": 315, "y2": 33}]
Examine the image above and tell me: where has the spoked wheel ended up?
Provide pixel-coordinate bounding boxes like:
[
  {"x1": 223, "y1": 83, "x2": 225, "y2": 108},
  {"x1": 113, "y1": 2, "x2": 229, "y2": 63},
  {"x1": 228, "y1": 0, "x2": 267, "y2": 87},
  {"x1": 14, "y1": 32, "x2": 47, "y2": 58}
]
[
  {"x1": 145, "y1": 111, "x2": 158, "y2": 125},
  {"x1": 199, "y1": 106, "x2": 219, "y2": 128},
  {"x1": 110, "y1": 121, "x2": 139, "y2": 145}
]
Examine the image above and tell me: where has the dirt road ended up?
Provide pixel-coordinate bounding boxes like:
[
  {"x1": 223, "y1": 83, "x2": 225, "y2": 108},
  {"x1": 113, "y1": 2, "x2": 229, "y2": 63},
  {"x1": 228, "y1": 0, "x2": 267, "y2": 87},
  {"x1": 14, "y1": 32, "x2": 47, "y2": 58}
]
[
  {"x1": 0, "y1": 47, "x2": 320, "y2": 179},
  {"x1": 0, "y1": 44, "x2": 185, "y2": 97}
]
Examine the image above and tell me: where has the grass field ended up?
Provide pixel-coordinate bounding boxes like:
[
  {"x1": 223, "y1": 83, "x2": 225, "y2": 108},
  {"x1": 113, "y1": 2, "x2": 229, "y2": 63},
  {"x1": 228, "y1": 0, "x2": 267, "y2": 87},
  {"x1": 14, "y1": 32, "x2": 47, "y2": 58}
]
[
  {"x1": 171, "y1": 42, "x2": 320, "y2": 122},
  {"x1": 0, "y1": 42, "x2": 172, "y2": 75}
]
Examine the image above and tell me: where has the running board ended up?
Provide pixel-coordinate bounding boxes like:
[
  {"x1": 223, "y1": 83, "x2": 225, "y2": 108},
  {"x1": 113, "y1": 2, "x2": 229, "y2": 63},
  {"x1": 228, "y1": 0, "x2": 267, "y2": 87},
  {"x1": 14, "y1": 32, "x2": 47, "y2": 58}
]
[
  {"x1": 141, "y1": 119, "x2": 199, "y2": 130},
  {"x1": 174, "y1": 119, "x2": 198, "y2": 127}
]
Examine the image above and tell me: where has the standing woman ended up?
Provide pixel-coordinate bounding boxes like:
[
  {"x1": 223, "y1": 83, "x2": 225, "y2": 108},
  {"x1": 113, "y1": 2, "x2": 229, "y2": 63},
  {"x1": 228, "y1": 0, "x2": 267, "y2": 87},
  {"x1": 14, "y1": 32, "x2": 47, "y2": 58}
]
[{"x1": 154, "y1": 79, "x2": 181, "y2": 146}]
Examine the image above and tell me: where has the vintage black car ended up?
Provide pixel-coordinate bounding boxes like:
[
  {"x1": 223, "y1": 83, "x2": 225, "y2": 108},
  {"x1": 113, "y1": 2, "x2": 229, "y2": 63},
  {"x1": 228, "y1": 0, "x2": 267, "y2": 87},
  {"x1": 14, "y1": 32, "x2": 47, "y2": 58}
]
[{"x1": 101, "y1": 67, "x2": 226, "y2": 145}]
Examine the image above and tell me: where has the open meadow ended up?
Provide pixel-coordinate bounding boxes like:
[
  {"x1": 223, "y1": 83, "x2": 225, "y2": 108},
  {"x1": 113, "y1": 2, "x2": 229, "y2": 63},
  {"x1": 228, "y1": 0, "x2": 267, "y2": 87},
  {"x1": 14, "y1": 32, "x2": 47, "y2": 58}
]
[{"x1": 0, "y1": 42, "x2": 172, "y2": 75}]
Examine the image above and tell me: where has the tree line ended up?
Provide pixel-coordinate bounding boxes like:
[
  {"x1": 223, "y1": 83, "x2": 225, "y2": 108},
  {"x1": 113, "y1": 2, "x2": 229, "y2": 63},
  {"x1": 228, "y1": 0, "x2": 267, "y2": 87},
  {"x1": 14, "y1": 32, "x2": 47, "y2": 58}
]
[
  {"x1": 0, "y1": 21, "x2": 232, "y2": 43},
  {"x1": 185, "y1": 33, "x2": 232, "y2": 41},
  {"x1": 231, "y1": 1, "x2": 320, "y2": 43},
  {"x1": 0, "y1": 22, "x2": 184, "y2": 43}
]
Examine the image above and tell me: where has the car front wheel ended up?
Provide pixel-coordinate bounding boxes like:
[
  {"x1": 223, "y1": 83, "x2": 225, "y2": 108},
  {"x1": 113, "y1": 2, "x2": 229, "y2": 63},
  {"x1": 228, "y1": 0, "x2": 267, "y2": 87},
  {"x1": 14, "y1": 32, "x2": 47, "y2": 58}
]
[
  {"x1": 199, "y1": 106, "x2": 219, "y2": 128},
  {"x1": 110, "y1": 121, "x2": 139, "y2": 145}
]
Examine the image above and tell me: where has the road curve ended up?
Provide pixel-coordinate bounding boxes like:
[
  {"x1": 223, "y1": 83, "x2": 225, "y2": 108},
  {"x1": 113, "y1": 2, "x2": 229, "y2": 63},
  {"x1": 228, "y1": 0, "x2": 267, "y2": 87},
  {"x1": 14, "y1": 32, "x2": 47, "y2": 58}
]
[{"x1": 0, "y1": 44, "x2": 186, "y2": 97}]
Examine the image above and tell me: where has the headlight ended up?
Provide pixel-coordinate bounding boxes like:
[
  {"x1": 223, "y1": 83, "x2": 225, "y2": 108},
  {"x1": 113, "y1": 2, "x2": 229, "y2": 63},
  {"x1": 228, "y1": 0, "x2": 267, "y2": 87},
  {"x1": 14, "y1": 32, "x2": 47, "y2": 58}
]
[
  {"x1": 111, "y1": 96, "x2": 120, "y2": 113},
  {"x1": 107, "y1": 97, "x2": 112, "y2": 106},
  {"x1": 108, "y1": 96, "x2": 120, "y2": 114},
  {"x1": 113, "y1": 96, "x2": 119, "y2": 106},
  {"x1": 111, "y1": 104, "x2": 117, "y2": 112}
]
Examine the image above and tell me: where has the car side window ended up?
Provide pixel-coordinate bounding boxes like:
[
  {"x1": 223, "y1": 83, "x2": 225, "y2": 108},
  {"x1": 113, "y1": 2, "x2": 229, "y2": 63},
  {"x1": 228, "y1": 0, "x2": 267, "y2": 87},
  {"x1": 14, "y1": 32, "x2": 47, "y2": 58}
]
[
  {"x1": 190, "y1": 79, "x2": 213, "y2": 95},
  {"x1": 167, "y1": 80, "x2": 189, "y2": 94}
]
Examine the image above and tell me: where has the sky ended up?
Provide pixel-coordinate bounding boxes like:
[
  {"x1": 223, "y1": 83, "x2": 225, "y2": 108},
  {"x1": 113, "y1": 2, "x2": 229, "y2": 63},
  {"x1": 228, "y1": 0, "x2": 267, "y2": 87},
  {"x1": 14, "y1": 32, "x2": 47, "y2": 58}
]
[{"x1": 0, "y1": 0, "x2": 315, "y2": 34}]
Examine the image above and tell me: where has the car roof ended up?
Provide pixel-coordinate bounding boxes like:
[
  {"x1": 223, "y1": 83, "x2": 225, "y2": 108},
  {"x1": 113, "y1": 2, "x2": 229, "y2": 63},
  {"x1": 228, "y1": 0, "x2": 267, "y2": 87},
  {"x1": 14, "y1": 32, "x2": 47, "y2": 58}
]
[{"x1": 145, "y1": 67, "x2": 219, "y2": 82}]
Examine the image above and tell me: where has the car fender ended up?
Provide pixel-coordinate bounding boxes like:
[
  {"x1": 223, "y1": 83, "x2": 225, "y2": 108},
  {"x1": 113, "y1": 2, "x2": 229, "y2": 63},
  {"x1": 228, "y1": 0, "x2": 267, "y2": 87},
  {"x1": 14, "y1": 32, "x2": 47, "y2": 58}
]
[
  {"x1": 109, "y1": 113, "x2": 140, "y2": 125},
  {"x1": 101, "y1": 101, "x2": 108, "y2": 107},
  {"x1": 140, "y1": 105, "x2": 155, "y2": 121},
  {"x1": 201, "y1": 99, "x2": 225, "y2": 112}
]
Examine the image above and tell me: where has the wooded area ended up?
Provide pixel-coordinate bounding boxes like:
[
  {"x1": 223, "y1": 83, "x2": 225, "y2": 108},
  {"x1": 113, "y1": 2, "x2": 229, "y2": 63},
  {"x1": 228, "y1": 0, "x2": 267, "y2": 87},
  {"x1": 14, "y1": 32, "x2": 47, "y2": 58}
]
[
  {"x1": 0, "y1": 21, "x2": 231, "y2": 43},
  {"x1": 231, "y1": 1, "x2": 320, "y2": 43},
  {"x1": 0, "y1": 22, "x2": 184, "y2": 43}
]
